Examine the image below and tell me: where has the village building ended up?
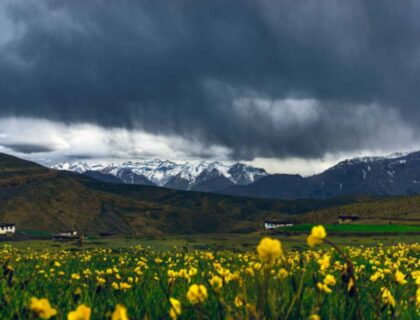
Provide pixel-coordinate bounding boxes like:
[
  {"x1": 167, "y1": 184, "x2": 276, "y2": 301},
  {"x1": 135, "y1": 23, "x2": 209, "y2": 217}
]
[
  {"x1": 338, "y1": 215, "x2": 360, "y2": 224},
  {"x1": 52, "y1": 230, "x2": 78, "y2": 240},
  {"x1": 0, "y1": 223, "x2": 16, "y2": 235},
  {"x1": 264, "y1": 220, "x2": 297, "y2": 230}
]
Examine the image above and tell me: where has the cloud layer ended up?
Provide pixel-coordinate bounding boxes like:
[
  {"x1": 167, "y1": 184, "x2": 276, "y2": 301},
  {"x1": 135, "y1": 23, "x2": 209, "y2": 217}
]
[
  {"x1": 0, "y1": 117, "x2": 232, "y2": 161},
  {"x1": 1, "y1": 0, "x2": 420, "y2": 165}
]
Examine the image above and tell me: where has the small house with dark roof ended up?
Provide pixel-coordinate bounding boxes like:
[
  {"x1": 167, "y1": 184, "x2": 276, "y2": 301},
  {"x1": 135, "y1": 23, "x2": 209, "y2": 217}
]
[
  {"x1": 338, "y1": 215, "x2": 360, "y2": 224},
  {"x1": 0, "y1": 223, "x2": 16, "y2": 235},
  {"x1": 264, "y1": 220, "x2": 297, "y2": 230}
]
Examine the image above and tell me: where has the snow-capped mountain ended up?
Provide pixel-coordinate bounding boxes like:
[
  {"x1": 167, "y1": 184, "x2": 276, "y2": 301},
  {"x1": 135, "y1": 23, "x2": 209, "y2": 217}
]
[
  {"x1": 221, "y1": 151, "x2": 420, "y2": 199},
  {"x1": 51, "y1": 159, "x2": 268, "y2": 192},
  {"x1": 53, "y1": 151, "x2": 420, "y2": 199}
]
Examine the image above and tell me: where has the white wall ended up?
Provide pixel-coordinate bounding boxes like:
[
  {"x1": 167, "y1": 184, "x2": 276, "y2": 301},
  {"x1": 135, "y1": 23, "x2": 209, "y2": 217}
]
[{"x1": 0, "y1": 226, "x2": 15, "y2": 235}]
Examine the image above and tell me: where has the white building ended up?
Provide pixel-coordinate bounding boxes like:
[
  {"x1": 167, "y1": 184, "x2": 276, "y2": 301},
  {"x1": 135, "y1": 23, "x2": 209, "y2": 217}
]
[
  {"x1": 52, "y1": 230, "x2": 78, "y2": 240},
  {"x1": 0, "y1": 224, "x2": 16, "y2": 235},
  {"x1": 57, "y1": 230, "x2": 78, "y2": 237},
  {"x1": 264, "y1": 220, "x2": 296, "y2": 230}
]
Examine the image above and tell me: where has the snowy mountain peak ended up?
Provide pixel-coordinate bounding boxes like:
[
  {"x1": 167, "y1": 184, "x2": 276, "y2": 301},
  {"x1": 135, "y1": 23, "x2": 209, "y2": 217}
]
[
  {"x1": 52, "y1": 161, "x2": 101, "y2": 173},
  {"x1": 386, "y1": 152, "x2": 409, "y2": 159},
  {"x1": 51, "y1": 159, "x2": 268, "y2": 191},
  {"x1": 329, "y1": 151, "x2": 417, "y2": 170}
]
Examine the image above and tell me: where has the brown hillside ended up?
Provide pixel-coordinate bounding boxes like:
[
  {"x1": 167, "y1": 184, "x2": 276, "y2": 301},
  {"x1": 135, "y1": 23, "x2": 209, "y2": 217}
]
[
  {"x1": 0, "y1": 153, "x2": 321, "y2": 235},
  {"x1": 299, "y1": 195, "x2": 420, "y2": 224}
]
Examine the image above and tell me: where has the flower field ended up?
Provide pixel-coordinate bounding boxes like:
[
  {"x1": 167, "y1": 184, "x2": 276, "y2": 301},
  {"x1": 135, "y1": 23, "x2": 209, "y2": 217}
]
[{"x1": 0, "y1": 226, "x2": 419, "y2": 319}]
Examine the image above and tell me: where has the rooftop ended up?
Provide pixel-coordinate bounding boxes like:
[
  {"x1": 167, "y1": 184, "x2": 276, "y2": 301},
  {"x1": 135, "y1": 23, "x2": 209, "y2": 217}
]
[{"x1": 0, "y1": 223, "x2": 15, "y2": 227}]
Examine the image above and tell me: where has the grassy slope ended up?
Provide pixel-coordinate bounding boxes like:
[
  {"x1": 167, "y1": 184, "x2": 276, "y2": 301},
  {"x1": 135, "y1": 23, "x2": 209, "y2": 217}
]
[{"x1": 300, "y1": 194, "x2": 420, "y2": 224}]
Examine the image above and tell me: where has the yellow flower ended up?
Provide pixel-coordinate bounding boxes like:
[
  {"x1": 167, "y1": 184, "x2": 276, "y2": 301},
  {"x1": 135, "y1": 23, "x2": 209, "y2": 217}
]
[
  {"x1": 278, "y1": 268, "x2": 289, "y2": 279},
  {"x1": 257, "y1": 237, "x2": 283, "y2": 262},
  {"x1": 323, "y1": 274, "x2": 336, "y2": 287},
  {"x1": 209, "y1": 275, "x2": 223, "y2": 291},
  {"x1": 119, "y1": 282, "x2": 132, "y2": 290},
  {"x1": 412, "y1": 270, "x2": 420, "y2": 285},
  {"x1": 245, "y1": 267, "x2": 255, "y2": 276},
  {"x1": 317, "y1": 282, "x2": 332, "y2": 294},
  {"x1": 253, "y1": 262, "x2": 262, "y2": 270},
  {"x1": 317, "y1": 254, "x2": 330, "y2": 272},
  {"x1": 169, "y1": 297, "x2": 181, "y2": 320},
  {"x1": 186, "y1": 284, "x2": 208, "y2": 304},
  {"x1": 112, "y1": 304, "x2": 129, "y2": 320},
  {"x1": 309, "y1": 315, "x2": 321, "y2": 320},
  {"x1": 71, "y1": 273, "x2": 81, "y2": 280},
  {"x1": 67, "y1": 304, "x2": 91, "y2": 320},
  {"x1": 204, "y1": 252, "x2": 214, "y2": 260},
  {"x1": 394, "y1": 270, "x2": 407, "y2": 285},
  {"x1": 307, "y1": 225, "x2": 327, "y2": 247},
  {"x1": 347, "y1": 277, "x2": 354, "y2": 292},
  {"x1": 112, "y1": 282, "x2": 119, "y2": 289},
  {"x1": 381, "y1": 288, "x2": 396, "y2": 307},
  {"x1": 30, "y1": 297, "x2": 57, "y2": 319},
  {"x1": 234, "y1": 296, "x2": 244, "y2": 308},
  {"x1": 96, "y1": 277, "x2": 106, "y2": 286}
]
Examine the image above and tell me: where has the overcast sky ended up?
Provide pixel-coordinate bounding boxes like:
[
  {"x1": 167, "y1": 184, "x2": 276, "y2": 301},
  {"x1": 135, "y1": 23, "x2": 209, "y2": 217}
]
[{"x1": 1, "y1": 0, "x2": 420, "y2": 175}]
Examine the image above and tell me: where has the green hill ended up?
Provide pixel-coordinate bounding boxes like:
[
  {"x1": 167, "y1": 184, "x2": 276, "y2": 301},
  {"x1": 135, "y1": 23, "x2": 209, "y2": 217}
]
[{"x1": 299, "y1": 195, "x2": 420, "y2": 225}]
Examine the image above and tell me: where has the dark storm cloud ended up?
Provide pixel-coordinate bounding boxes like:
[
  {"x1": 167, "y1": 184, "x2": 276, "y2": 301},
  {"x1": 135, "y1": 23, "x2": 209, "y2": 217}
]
[
  {"x1": 1, "y1": 0, "x2": 420, "y2": 159},
  {"x1": 1, "y1": 143, "x2": 55, "y2": 154}
]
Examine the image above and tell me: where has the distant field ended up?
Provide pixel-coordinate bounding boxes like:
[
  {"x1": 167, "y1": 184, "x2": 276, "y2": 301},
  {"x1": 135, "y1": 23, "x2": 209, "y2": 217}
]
[
  {"x1": 18, "y1": 229, "x2": 53, "y2": 237},
  {"x1": 2, "y1": 231, "x2": 420, "y2": 252},
  {"x1": 275, "y1": 223, "x2": 420, "y2": 233}
]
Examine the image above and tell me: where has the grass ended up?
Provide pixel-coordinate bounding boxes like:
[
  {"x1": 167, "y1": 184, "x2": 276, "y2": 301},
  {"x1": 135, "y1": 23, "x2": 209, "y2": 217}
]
[
  {"x1": 17, "y1": 230, "x2": 53, "y2": 237},
  {"x1": 2, "y1": 231, "x2": 420, "y2": 252},
  {"x1": 0, "y1": 233, "x2": 419, "y2": 319},
  {"x1": 275, "y1": 223, "x2": 420, "y2": 234}
]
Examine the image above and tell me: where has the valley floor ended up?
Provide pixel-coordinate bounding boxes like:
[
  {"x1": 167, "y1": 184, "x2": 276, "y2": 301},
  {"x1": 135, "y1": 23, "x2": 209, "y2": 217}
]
[
  {"x1": 2, "y1": 231, "x2": 420, "y2": 251},
  {"x1": 0, "y1": 230, "x2": 419, "y2": 319}
]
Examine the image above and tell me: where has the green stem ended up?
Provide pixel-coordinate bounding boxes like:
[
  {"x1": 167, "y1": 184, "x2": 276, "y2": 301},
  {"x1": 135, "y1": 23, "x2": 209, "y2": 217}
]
[
  {"x1": 284, "y1": 268, "x2": 306, "y2": 320},
  {"x1": 324, "y1": 239, "x2": 364, "y2": 320}
]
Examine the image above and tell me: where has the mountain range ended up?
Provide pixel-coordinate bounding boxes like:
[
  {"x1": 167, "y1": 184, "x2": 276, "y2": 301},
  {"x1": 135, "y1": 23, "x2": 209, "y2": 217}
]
[
  {"x1": 0, "y1": 153, "x2": 324, "y2": 235},
  {"x1": 2, "y1": 152, "x2": 420, "y2": 234},
  {"x1": 53, "y1": 151, "x2": 420, "y2": 200},
  {"x1": 221, "y1": 151, "x2": 420, "y2": 199},
  {"x1": 52, "y1": 160, "x2": 268, "y2": 192}
]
